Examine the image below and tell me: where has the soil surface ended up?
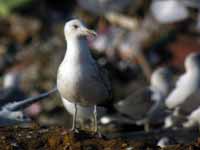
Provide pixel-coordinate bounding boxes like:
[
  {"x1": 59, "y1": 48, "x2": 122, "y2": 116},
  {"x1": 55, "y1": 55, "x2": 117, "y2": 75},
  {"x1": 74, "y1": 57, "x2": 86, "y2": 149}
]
[{"x1": 0, "y1": 124, "x2": 200, "y2": 150}]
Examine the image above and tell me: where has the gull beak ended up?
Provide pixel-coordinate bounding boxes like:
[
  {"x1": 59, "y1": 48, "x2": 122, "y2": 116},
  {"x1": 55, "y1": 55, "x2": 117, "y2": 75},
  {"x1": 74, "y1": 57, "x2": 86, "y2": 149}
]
[{"x1": 82, "y1": 28, "x2": 97, "y2": 37}]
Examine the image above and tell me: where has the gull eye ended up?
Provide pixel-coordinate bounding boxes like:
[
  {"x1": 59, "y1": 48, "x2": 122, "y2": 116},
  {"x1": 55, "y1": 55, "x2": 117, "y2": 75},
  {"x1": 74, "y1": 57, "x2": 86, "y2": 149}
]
[{"x1": 73, "y1": 24, "x2": 79, "y2": 29}]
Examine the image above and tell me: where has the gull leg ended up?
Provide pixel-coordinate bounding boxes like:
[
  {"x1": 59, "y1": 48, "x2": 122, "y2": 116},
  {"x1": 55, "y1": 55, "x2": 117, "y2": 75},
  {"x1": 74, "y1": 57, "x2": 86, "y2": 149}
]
[
  {"x1": 71, "y1": 103, "x2": 78, "y2": 132},
  {"x1": 93, "y1": 105, "x2": 98, "y2": 132},
  {"x1": 144, "y1": 122, "x2": 150, "y2": 132},
  {"x1": 137, "y1": 118, "x2": 150, "y2": 132}
]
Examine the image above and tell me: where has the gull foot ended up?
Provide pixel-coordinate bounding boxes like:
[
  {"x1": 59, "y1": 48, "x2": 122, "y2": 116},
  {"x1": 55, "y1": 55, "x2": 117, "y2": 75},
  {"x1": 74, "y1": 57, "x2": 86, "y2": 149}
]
[
  {"x1": 70, "y1": 128, "x2": 79, "y2": 133},
  {"x1": 92, "y1": 131, "x2": 104, "y2": 138}
]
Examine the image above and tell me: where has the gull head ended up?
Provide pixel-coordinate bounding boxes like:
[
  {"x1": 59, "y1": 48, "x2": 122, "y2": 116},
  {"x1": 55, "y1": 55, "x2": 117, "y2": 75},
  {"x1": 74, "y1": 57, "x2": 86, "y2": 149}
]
[
  {"x1": 3, "y1": 71, "x2": 21, "y2": 88},
  {"x1": 64, "y1": 19, "x2": 96, "y2": 39},
  {"x1": 150, "y1": 67, "x2": 172, "y2": 87},
  {"x1": 6, "y1": 111, "x2": 31, "y2": 122},
  {"x1": 185, "y1": 52, "x2": 200, "y2": 71},
  {"x1": 150, "y1": 67, "x2": 173, "y2": 97}
]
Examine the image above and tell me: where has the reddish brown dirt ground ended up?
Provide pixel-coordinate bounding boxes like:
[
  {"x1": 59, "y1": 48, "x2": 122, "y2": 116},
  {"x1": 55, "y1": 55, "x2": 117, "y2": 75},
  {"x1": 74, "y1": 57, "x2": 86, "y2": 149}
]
[{"x1": 0, "y1": 124, "x2": 200, "y2": 150}]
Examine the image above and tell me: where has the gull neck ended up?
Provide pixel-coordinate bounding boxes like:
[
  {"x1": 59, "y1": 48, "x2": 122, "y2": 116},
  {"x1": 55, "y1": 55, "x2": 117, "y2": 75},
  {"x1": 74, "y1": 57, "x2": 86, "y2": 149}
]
[{"x1": 63, "y1": 36, "x2": 93, "y2": 63}]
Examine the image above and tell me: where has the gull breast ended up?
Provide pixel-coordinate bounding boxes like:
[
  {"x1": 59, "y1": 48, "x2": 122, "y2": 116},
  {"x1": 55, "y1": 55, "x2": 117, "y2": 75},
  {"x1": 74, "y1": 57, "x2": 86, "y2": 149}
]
[{"x1": 57, "y1": 61, "x2": 109, "y2": 106}]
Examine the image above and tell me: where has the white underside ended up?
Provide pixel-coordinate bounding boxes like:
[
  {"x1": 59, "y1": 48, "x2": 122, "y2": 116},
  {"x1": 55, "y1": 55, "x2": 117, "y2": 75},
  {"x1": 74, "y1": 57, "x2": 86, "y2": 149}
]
[{"x1": 61, "y1": 97, "x2": 106, "y2": 120}]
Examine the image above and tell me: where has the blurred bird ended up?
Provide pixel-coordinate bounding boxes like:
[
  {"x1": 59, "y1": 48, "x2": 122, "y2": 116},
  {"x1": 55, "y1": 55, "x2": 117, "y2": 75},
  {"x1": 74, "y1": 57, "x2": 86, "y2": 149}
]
[
  {"x1": 0, "y1": 70, "x2": 57, "y2": 125},
  {"x1": 57, "y1": 19, "x2": 112, "y2": 132},
  {"x1": 0, "y1": 71, "x2": 26, "y2": 106},
  {"x1": 0, "y1": 87, "x2": 57, "y2": 126},
  {"x1": 136, "y1": 67, "x2": 173, "y2": 130},
  {"x1": 165, "y1": 52, "x2": 200, "y2": 128},
  {"x1": 113, "y1": 67, "x2": 173, "y2": 130},
  {"x1": 164, "y1": 107, "x2": 187, "y2": 129},
  {"x1": 150, "y1": 0, "x2": 189, "y2": 24},
  {"x1": 165, "y1": 52, "x2": 200, "y2": 109},
  {"x1": 157, "y1": 136, "x2": 176, "y2": 148},
  {"x1": 183, "y1": 106, "x2": 200, "y2": 128},
  {"x1": 0, "y1": 110, "x2": 30, "y2": 126}
]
